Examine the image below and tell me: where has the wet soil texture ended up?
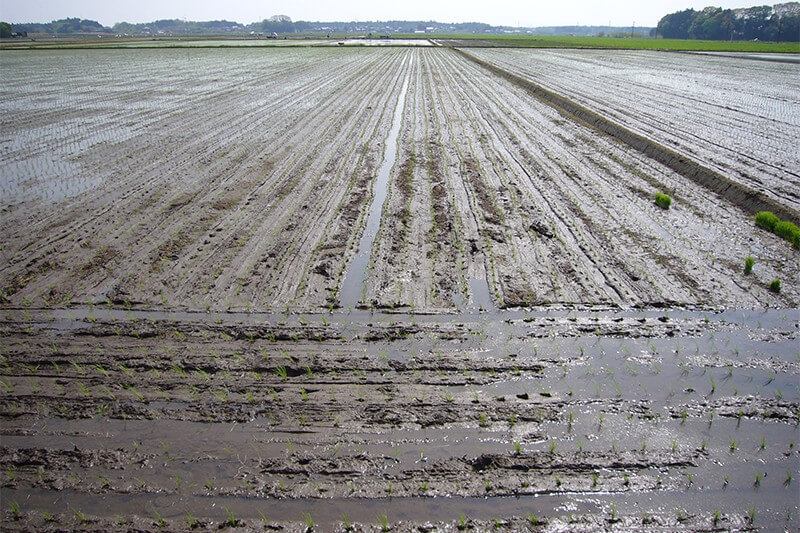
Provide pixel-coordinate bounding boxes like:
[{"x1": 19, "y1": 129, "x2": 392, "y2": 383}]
[{"x1": 1, "y1": 46, "x2": 799, "y2": 531}]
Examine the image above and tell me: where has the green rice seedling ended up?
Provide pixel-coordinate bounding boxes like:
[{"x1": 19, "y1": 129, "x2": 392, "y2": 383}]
[
  {"x1": 712, "y1": 509, "x2": 721, "y2": 525},
  {"x1": 754, "y1": 473, "x2": 762, "y2": 486},
  {"x1": 301, "y1": 513, "x2": 314, "y2": 528},
  {"x1": 744, "y1": 256, "x2": 755, "y2": 275},
  {"x1": 654, "y1": 193, "x2": 672, "y2": 209},
  {"x1": 9, "y1": 500, "x2": 20, "y2": 520},
  {"x1": 340, "y1": 513, "x2": 352, "y2": 531},
  {"x1": 769, "y1": 279, "x2": 781, "y2": 293},
  {"x1": 72, "y1": 508, "x2": 87, "y2": 524},
  {"x1": 224, "y1": 507, "x2": 239, "y2": 527},
  {"x1": 527, "y1": 512, "x2": 542, "y2": 526},
  {"x1": 151, "y1": 507, "x2": 166, "y2": 528},
  {"x1": 755, "y1": 211, "x2": 779, "y2": 232}
]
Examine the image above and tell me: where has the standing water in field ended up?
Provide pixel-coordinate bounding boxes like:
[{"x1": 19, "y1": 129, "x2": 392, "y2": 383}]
[{"x1": 340, "y1": 59, "x2": 411, "y2": 308}]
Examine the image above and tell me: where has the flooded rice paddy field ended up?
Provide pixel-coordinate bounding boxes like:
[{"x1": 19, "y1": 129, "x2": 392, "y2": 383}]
[
  {"x1": 1, "y1": 46, "x2": 798, "y2": 530},
  {"x1": 469, "y1": 48, "x2": 800, "y2": 213}
]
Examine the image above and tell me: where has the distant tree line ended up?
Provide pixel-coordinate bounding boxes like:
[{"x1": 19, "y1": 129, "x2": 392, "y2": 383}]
[
  {"x1": 9, "y1": 17, "x2": 111, "y2": 34},
  {"x1": 112, "y1": 19, "x2": 247, "y2": 34},
  {"x1": 657, "y1": 3, "x2": 799, "y2": 41},
  {"x1": 0, "y1": 16, "x2": 534, "y2": 37}
]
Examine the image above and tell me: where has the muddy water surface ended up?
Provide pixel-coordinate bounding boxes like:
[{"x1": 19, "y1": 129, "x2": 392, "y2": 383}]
[{"x1": 1, "y1": 306, "x2": 797, "y2": 530}]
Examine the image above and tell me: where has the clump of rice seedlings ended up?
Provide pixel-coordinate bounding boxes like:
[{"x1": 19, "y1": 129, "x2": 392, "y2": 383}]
[
  {"x1": 775, "y1": 220, "x2": 800, "y2": 248},
  {"x1": 376, "y1": 513, "x2": 389, "y2": 531},
  {"x1": 755, "y1": 212, "x2": 800, "y2": 248},
  {"x1": 654, "y1": 193, "x2": 672, "y2": 210},
  {"x1": 527, "y1": 512, "x2": 543, "y2": 526},
  {"x1": 769, "y1": 279, "x2": 781, "y2": 293},
  {"x1": 755, "y1": 211, "x2": 780, "y2": 231},
  {"x1": 744, "y1": 256, "x2": 754, "y2": 275}
]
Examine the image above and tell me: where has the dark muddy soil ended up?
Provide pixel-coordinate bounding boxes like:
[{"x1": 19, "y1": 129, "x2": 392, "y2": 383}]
[{"x1": 1, "y1": 307, "x2": 798, "y2": 530}]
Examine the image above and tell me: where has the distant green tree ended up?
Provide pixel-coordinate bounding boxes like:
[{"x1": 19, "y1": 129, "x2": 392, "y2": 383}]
[
  {"x1": 688, "y1": 8, "x2": 735, "y2": 40},
  {"x1": 657, "y1": 9, "x2": 696, "y2": 38},
  {"x1": 0, "y1": 22, "x2": 12, "y2": 38},
  {"x1": 657, "y1": 4, "x2": 799, "y2": 42}
]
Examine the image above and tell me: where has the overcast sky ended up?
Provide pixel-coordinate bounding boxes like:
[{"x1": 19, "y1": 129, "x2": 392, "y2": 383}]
[{"x1": 0, "y1": 0, "x2": 773, "y2": 27}]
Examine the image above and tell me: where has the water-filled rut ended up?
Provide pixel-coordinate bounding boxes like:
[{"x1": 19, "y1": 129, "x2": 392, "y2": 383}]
[{"x1": 340, "y1": 57, "x2": 412, "y2": 309}]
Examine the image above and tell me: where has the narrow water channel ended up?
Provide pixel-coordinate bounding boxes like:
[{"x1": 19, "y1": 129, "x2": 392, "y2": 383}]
[{"x1": 339, "y1": 58, "x2": 411, "y2": 309}]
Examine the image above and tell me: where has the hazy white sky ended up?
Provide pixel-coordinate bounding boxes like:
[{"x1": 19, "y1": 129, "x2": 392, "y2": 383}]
[{"x1": 0, "y1": 0, "x2": 772, "y2": 27}]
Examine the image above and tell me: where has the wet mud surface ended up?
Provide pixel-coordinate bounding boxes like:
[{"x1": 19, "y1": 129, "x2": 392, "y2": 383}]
[
  {"x1": 2, "y1": 48, "x2": 798, "y2": 314},
  {"x1": 1, "y1": 307, "x2": 798, "y2": 530},
  {"x1": 1, "y1": 47, "x2": 799, "y2": 531}
]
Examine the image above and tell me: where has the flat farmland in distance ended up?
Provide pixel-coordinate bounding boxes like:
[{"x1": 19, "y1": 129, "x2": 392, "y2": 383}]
[{"x1": 1, "y1": 46, "x2": 798, "y2": 531}]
